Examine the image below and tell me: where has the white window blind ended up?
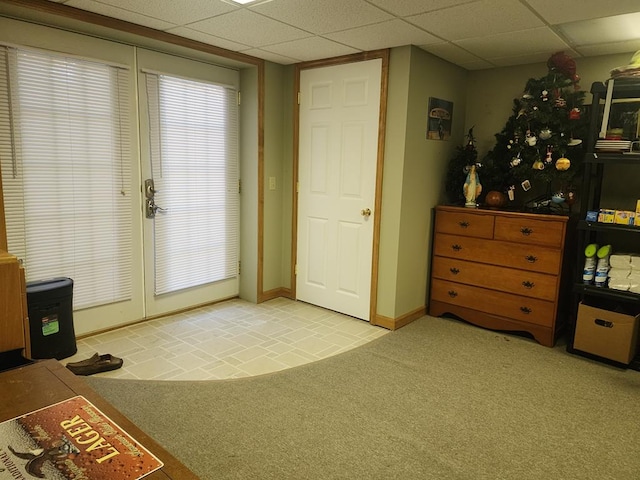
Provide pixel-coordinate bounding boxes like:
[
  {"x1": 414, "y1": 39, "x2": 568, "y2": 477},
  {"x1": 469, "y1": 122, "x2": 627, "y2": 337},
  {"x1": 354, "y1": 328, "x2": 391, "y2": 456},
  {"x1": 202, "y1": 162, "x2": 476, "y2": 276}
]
[
  {"x1": 0, "y1": 46, "x2": 132, "y2": 310},
  {"x1": 145, "y1": 72, "x2": 239, "y2": 295}
]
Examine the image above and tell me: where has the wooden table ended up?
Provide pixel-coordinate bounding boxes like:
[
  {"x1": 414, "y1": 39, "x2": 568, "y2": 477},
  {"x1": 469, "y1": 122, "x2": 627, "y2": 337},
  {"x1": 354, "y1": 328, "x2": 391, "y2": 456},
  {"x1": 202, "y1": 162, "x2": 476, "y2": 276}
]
[{"x1": 0, "y1": 359, "x2": 199, "y2": 479}]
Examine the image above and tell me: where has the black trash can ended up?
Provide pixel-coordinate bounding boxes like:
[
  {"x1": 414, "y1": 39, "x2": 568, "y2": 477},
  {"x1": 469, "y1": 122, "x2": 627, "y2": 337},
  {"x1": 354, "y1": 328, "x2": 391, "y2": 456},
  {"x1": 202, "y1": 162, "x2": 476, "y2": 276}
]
[{"x1": 26, "y1": 277, "x2": 77, "y2": 360}]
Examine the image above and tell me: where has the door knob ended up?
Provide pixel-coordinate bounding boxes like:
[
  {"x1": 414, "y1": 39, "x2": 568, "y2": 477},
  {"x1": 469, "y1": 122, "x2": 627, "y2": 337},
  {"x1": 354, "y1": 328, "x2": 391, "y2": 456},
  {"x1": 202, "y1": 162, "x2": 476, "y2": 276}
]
[{"x1": 360, "y1": 208, "x2": 371, "y2": 218}]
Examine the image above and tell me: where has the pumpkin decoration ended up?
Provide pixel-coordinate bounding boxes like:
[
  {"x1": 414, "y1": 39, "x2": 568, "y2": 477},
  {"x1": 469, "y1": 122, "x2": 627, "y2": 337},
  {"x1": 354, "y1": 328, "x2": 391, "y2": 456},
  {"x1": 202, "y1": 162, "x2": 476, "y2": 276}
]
[{"x1": 485, "y1": 190, "x2": 507, "y2": 208}]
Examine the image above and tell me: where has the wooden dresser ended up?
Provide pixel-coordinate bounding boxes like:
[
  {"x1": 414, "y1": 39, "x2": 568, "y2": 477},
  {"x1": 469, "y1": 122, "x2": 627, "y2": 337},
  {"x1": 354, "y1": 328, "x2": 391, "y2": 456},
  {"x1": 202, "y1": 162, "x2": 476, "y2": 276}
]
[
  {"x1": 429, "y1": 205, "x2": 570, "y2": 347},
  {"x1": 0, "y1": 166, "x2": 30, "y2": 362}
]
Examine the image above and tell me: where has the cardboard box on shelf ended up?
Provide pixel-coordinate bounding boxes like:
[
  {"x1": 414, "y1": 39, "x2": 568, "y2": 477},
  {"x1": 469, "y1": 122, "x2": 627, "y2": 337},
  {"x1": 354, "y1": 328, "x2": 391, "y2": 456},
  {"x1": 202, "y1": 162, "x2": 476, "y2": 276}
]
[{"x1": 573, "y1": 302, "x2": 640, "y2": 364}]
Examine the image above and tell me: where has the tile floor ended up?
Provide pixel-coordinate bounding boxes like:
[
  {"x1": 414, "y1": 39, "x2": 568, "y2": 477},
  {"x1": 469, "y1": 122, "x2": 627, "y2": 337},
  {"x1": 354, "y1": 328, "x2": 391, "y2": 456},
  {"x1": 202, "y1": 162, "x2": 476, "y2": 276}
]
[{"x1": 62, "y1": 297, "x2": 389, "y2": 381}]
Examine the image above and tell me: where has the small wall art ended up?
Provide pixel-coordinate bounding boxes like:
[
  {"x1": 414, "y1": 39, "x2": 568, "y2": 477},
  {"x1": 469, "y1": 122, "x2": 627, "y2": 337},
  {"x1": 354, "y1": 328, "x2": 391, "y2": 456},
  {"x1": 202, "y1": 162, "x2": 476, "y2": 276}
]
[{"x1": 426, "y1": 97, "x2": 453, "y2": 140}]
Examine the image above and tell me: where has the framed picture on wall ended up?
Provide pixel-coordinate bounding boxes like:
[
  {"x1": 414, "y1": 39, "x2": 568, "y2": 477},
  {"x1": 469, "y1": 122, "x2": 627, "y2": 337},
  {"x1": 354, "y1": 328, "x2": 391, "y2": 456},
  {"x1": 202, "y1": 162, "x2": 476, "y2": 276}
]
[{"x1": 426, "y1": 97, "x2": 453, "y2": 140}]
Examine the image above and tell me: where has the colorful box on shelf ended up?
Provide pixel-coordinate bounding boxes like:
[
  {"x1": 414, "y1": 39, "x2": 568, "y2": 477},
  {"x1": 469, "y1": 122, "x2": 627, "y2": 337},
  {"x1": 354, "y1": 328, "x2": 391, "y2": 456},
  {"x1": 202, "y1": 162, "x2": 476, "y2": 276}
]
[
  {"x1": 615, "y1": 210, "x2": 636, "y2": 225},
  {"x1": 586, "y1": 211, "x2": 599, "y2": 222},
  {"x1": 597, "y1": 209, "x2": 615, "y2": 223}
]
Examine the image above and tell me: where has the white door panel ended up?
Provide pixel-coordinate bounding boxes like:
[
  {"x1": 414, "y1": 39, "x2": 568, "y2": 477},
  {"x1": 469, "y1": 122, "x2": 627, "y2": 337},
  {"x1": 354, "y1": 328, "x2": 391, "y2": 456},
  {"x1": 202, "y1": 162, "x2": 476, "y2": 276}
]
[{"x1": 297, "y1": 59, "x2": 381, "y2": 320}]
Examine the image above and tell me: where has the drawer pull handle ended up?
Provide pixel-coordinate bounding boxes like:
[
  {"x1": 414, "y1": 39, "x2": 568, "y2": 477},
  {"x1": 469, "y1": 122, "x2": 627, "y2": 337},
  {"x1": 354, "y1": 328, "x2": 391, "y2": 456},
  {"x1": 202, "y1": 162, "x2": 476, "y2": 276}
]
[
  {"x1": 448, "y1": 290, "x2": 458, "y2": 298},
  {"x1": 525, "y1": 255, "x2": 537, "y2": 263},
  {"x1": 521, "y1": 227, "x2": 533, "y2": 236},
  {"x1": 458, "y1": 221, "x2": 470, "y2": 228},
  {"x1": 522, "y1": 281, "x2": 535, "y2": 289},
  {"x1": 450, "y1": 267, "x2": 460, "y2": 275},
  {"x1": 520, "y1": 306, "x2": 532, "y2": 314},
  {"x1": 451, "y1": 244, "x2": 462, "y2": 252}
]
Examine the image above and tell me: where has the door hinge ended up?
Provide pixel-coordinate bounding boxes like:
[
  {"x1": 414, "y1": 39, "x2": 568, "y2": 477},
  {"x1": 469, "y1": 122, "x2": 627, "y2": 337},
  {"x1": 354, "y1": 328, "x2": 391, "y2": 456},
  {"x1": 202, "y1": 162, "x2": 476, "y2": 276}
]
[
  {"x1": 294, "y1": 264, "x2": 298, "y2": 275},
  {"x1": 296, "y1": 181, "x2": 299, "y2": 193},
  {"x1": 237, "y1": 91, "x2": 241, "y2": 105},
  {"x1": 297, "y1": 91, "x2": 301, "y2": 105},
  {"x1": 238, "y1": 179, "x2": 241, "y2": 194},
  {"x1": 238, "y1": 261, "x2": 241, "y2": 275}
]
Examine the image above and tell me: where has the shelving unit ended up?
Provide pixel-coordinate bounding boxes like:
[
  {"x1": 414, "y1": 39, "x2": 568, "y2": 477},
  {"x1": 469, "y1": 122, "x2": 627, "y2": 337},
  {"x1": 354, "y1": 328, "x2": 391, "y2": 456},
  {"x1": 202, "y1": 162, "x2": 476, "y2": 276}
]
[{"x1": 567, "y1": 79, "x2": 640, "y2": 370}]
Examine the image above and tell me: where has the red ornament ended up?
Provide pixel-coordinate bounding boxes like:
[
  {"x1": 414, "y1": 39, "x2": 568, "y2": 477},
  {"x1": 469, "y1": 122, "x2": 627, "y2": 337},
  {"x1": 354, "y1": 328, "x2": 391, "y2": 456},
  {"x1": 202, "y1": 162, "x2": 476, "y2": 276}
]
[{"x1": 569, "y1": 107, "x2": 581, "y2": 120}]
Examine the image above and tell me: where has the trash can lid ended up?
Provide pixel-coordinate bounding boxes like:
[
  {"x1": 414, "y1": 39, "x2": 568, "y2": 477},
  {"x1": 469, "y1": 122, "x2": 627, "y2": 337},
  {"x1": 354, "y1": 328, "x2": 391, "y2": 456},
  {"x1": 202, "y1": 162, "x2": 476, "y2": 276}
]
[{"x1": 26, "y1": 277, "x2": 73, "y2": 293}]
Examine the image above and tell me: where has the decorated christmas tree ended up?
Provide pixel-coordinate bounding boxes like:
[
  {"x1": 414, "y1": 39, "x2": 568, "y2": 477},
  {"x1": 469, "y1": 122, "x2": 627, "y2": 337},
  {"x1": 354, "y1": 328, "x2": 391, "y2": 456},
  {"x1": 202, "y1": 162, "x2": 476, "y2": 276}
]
[{"x1": 480, "y1": 52, "x2": 589, "y2": 207}]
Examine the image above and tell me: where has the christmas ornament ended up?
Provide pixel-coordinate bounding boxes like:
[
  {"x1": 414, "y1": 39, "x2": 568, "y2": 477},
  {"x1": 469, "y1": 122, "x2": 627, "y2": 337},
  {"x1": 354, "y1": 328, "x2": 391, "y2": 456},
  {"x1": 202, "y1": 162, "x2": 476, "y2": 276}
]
[
  {"x1": 525, "y1": 130, "x2": 537, "y2": 146},
  {"x1": 568, "y1": 137, "x2": 582, "y2": 146},
  {"x1": 554, "y1": 97, "x2": 567, "y2": 108},
  {"x1": 508, "y1": 186, "x2": 515, "y2": 201},
  {"x1": 532, "y1": 159, "x2": 545, "y2": 170},
  {"x1": 551, "y1": 192, "x2": 565, "y2": 203},
  {"x1": 539, "y1": 128, "x2": 552, "y2": 140},
  {"x1": 545, "y1": 145, "x2": 553, "y2": 163},
  {"x1": 555, "y1": 157, "x2": 570, "y2": 170},
  {"x1": 569, "y1": 107, "x2": 581, "y2": 120},
  {"x1": 510, "y1": 154, "x2": 522, "y2": 167},
  {"x1": 541, "y1": 90, "x2": 549, "y2": 101}
]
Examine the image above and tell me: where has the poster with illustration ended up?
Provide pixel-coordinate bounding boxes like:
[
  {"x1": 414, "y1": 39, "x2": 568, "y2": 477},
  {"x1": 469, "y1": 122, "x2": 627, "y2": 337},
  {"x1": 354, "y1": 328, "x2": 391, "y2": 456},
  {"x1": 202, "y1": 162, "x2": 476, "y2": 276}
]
[
  {"x1": 426, "y1": 97, "x2": 453, "y2": 140},
  {"x1": 0, "y1": 396, "x2": 162, "y2": 480}
]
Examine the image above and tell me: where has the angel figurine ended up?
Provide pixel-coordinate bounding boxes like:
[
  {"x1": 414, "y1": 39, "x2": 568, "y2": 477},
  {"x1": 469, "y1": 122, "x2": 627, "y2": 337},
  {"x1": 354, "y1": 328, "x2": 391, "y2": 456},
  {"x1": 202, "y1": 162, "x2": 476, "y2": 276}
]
[{"x1": 463, "y1": 164, "x2": 482, "y2": 208}]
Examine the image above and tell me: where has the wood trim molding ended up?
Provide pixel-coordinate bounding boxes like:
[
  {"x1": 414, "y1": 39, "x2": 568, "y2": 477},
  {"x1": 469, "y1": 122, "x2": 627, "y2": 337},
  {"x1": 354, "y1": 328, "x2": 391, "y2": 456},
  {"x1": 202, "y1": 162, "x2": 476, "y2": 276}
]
[
  {"x1": 373, "y1": 306, "x2": 426, "y2": 331},
  {"x1": 259, "y1": 287, "x2": 294, "y2": 303},
  {"x1": 292, "y1": 49, "x2": 390, "y2": 320},
  {"x1": 0, "y1": 0, "x2": 262, "y2": 67}
]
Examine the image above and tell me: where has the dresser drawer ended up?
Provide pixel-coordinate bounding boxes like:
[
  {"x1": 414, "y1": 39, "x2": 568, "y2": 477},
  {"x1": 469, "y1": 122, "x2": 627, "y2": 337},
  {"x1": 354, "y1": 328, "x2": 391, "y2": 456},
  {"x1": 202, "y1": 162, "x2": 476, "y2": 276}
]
[
  {"x1": 494, "y1": 216, "x2": 565, "y2": 248},
  {"x1": 433, "y1": 233, "x2": 562, "y2": 275},
  {"x1": 431, "y1": 279, "x2": 555, "y2": 327},
  {"x1": 431, "y1": 256, "x2": 558, "y2": 301},
  {"x1": 435, "y1": 209, "x2": 494, "y2": 239}
]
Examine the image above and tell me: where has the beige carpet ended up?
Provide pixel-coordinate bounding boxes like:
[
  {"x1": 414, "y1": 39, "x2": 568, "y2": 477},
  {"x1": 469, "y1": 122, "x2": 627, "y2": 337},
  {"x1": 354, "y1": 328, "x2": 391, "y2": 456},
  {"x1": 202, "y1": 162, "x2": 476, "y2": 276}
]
[{"x1": 86, "y1": 315, "x2": 640, "y2": 479}]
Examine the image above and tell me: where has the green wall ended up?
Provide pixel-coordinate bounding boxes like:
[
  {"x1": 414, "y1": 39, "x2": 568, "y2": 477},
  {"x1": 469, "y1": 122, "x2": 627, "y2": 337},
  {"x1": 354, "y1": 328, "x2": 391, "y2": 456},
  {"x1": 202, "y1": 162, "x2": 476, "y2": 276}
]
[{"x1": 377, "y1": 46, "x2": 469, "y2": 320}]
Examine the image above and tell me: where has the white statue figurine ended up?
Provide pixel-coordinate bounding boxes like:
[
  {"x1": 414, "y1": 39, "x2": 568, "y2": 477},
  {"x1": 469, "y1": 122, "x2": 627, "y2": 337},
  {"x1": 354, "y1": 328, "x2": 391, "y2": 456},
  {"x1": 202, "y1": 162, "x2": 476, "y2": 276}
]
[{"x1": 463, "y1": 164, "x2": 482, "y2": 208}]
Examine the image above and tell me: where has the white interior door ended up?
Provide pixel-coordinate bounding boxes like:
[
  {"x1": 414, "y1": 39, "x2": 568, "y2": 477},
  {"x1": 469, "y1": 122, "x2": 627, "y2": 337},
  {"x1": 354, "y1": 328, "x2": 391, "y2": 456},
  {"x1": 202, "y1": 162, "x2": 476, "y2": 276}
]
[{"x1": 296, "y1": 59, "x2": 382, "y2": 321}]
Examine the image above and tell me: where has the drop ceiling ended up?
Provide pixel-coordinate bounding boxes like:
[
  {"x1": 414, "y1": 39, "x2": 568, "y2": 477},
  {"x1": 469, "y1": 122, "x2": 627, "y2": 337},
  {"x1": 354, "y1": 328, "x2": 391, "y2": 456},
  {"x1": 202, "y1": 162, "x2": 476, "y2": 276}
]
[{"x1": 32, "y1": 0, "x2": 640, "y2": 69}]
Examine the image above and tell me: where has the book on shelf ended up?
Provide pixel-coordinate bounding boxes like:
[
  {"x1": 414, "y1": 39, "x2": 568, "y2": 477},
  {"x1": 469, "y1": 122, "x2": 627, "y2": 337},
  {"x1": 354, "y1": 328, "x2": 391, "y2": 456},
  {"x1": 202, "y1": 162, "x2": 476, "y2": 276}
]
[{"x1": 0, "y1": 395, "x2": 163, "y2": 480}]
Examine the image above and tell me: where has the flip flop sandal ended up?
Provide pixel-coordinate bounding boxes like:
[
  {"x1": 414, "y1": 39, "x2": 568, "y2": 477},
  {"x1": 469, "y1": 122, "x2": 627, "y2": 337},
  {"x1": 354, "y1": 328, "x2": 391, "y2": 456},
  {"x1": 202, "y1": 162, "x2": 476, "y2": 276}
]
[{"x1": 66, "y1": 353, "x2": 123, "y2": 376}]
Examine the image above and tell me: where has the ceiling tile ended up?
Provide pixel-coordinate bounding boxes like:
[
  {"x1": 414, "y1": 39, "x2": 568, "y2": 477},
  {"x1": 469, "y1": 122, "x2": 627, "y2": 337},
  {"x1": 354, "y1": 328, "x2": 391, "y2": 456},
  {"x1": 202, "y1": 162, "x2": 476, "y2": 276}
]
[
  {"x1": 261, "y1": 36, "x2": 360, "y2": 62},
  {"x1": 523, "y1": 0, "x2": 640, "y2": 24},
  {"x1": 325, "y1": 19, "x2": 441, "y2": 51},
  {"x1": 455, "y1": 28, "x2": 570, "y2": 60},
  {"x1": 576, "y1": 40, "x2": 640, "y2": 58},
  {"x1": 558, "y1": 13, "x2": 640, "y2": 46},
  {"x1": 89, "y1": 0, "x2": 238, "y2": 25},
  {"x1": 489, "y1": 50, "x2": 579, "y2": 68},
  {"x1": 66, "y1": 0, "x2": 176, "y2": 30},
  {"x1": 407, "y1": 0, "x2": 544, "y2": 41},
  {"x1": 250, "y1": 0, "x2": 392, "y2": 34},
  {"x1": 365, "y1": 0, "x2": 478, "y2": 17},
  {"x1": 240, "y1": 48, "x2": 299, "y2": 65},
  {"x1": 189, "y1": 9, "x2": 310, "y2": 47},
  {"x1": 420, "y1": 42, "x2": 486, "y2": 66},
  {"x1": 165, "y1": 26, "x2": 251, "y2": 51}
]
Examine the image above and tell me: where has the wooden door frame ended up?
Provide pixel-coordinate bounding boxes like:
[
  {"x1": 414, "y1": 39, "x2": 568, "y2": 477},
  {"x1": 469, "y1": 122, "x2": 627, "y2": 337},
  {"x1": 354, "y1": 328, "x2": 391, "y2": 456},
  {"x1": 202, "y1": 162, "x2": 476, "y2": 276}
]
[{"x1": 292, "y1": 50, "x2": 389, "y2": 325}]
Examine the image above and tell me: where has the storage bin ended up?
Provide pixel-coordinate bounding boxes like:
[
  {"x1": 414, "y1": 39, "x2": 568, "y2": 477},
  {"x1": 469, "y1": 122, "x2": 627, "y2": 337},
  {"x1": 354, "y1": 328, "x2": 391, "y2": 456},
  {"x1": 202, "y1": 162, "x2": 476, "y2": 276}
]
[
  {"x1": 573, "y1": 302, "x2": 640, "y2": 364},
  {"x1": 26, "y1": 277, "x2": 77, "y2": 360}
]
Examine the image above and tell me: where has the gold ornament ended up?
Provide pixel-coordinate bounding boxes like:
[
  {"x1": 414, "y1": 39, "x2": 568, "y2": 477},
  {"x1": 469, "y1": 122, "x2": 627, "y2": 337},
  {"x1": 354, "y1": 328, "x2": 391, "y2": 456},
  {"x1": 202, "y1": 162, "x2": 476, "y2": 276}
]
[
  {"x1": 555, "y1": 157, "x2": 570, "y2": 171},
  {"x1": 532, "y1": 159, "x2": 545, "y2": 170}
]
